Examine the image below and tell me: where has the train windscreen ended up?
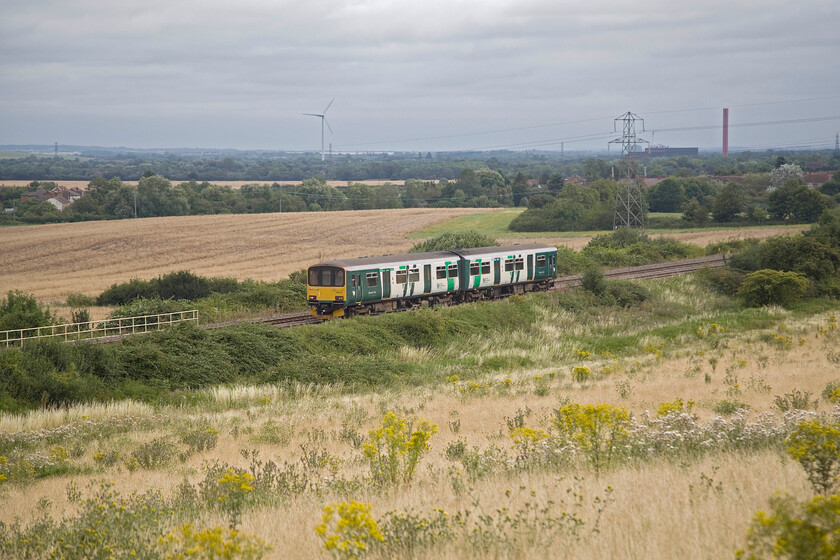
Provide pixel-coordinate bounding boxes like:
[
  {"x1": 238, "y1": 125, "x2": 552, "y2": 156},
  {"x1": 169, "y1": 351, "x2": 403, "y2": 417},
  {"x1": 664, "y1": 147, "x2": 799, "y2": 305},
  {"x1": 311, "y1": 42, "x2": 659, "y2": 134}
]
[{"x1": 308, "y1": 266, "x2": 345, "y2": 287}]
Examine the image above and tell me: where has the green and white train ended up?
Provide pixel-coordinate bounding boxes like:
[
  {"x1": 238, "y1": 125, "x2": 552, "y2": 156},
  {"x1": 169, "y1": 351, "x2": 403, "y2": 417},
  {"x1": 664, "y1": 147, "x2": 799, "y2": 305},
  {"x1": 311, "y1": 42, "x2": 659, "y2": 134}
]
[{"x1": 307, "y1": 243, "x2": 557, "y2": 318}]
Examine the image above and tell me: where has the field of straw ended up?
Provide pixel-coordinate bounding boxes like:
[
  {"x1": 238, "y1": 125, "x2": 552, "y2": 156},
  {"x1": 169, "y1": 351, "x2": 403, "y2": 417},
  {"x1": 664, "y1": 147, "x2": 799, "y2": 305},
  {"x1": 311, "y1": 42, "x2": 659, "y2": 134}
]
[
  {"x1": 0, "y1": 209, "x2": 493, "y2": 302},
  {"x1": 1, "y1": 286, "x2": 836, "y2": 558},
  {"x1": 0, "y1": 206, "x2": 805, "y2": 304}
]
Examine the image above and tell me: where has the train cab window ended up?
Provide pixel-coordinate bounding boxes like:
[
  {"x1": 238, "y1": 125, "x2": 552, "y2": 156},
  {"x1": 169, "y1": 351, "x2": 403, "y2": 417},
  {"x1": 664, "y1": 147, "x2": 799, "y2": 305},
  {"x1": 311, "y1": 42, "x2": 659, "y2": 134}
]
[
  {"x1": 504, "y1": 259, "x2": 514, "y2": 272},
  {"x1": 436, "y1": 266, "x2": 447, "y2": 280},
  {"x1": 395, "y1": 270, "x2": 408, "y2": 284},
  {"x1": 447, "y1": 264, "x2": 458, "y2": 277},
  {"x1": 408, "y1": 267, "x2": 420, "y2": 283},
  {"x1": 515, "y1": 258, "x2": 525, "y2": 270},
  {"x1": 469, "y1": 262, "x2": 480, "y2": 276},
  {"x1": 366, "y1": 272, "x2": 378, "y2": 287},
  {"x1": 537, "y1": 255, "x2": 546, "y2": 268},
  {"x1": 308, "y1": 267, "x2": 345, "y2": 287},
  {"x1": 481, "y1": 262, "x2": 491, "y2": 275}
]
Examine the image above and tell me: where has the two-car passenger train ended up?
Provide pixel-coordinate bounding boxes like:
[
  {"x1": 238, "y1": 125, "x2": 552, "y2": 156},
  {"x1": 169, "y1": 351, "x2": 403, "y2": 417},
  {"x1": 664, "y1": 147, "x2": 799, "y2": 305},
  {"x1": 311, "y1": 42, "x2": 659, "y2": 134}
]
[{"x1": 307, "y1": 243, "x2": 557, "y2": 318}]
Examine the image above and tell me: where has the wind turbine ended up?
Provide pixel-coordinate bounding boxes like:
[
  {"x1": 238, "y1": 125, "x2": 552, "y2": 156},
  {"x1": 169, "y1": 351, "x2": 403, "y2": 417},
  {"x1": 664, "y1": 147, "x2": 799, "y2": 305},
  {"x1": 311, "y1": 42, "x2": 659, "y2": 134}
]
[{"x1": 303, "y1": 97, "x2": 335, "y2": 161}]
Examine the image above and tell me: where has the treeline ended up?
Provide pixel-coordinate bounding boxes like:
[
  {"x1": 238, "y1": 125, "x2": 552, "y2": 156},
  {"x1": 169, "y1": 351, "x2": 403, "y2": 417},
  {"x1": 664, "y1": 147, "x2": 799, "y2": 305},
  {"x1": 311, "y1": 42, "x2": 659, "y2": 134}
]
[
  {"x1": 511, "y1": 167, "x2": 840, "y2": 231},
  {"x1": 2, "y1": 148, "x2": 838, "y2": 183}
]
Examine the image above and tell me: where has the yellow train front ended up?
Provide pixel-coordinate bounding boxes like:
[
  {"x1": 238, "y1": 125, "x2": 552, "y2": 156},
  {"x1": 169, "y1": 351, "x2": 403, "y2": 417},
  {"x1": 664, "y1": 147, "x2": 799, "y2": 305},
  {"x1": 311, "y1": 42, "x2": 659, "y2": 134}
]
[{"x1": 307, "y1": 264, "x2": 348, "y2": 318}]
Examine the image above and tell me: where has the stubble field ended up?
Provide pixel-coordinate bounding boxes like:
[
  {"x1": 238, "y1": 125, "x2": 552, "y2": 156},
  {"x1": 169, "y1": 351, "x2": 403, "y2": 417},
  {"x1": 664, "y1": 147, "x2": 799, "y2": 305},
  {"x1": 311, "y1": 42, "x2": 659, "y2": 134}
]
[{"x1": 0, "y1": 207, "x2": 805, "y2": 304}]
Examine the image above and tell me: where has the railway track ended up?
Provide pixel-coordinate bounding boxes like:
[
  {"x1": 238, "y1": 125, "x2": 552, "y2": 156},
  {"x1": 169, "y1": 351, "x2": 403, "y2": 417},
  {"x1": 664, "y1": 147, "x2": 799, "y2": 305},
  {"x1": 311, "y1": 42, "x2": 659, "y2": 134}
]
[
  {"x1": 551, "y1": 254, "x2": 726, "y2": 290},
  {"x1": 97, "y1": 254, "x2": 728, "y2": 341}
]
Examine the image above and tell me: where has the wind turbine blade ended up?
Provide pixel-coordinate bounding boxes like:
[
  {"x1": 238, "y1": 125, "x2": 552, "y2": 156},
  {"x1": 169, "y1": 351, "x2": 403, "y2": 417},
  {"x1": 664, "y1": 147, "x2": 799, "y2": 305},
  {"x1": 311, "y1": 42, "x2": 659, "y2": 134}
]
[
  {"x1": 303, "y1": 113, "x2": 323, "y2": 117},
  {"x1": 325, "y1": 117, "x2": 334, "y2": 135},
  {"x1": 322, "y1": 97, "x2": 335, "y2": 114}
]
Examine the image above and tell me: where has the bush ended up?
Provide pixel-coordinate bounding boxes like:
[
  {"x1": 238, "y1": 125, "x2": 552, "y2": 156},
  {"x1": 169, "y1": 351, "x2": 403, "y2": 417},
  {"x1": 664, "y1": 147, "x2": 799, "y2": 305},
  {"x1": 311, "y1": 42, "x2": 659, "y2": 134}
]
[
  {"x1": 696, "y1": 266, "x2": 745, "y2": 296},
  {"x1": 581, "y1": 268, "x2": 606, "y2": 296},
  {"x1": 737, "y1": 493, "x2": 840, "y2": 560},
  {"x1": 0, "y1": 291, "x2": 53, "y2": 331},
  {"x1": 737, "y1": 269, "x2": 810, "y2": 308},
  {"x1": 604, "y1": 281, "x2": 650, "y2": 307},
  {"x1": 786, "y1": 419, "x2": 840, "y2": 495},
  {"x1": 408, "y1": 231, "x2": 498, "y2": 253}
]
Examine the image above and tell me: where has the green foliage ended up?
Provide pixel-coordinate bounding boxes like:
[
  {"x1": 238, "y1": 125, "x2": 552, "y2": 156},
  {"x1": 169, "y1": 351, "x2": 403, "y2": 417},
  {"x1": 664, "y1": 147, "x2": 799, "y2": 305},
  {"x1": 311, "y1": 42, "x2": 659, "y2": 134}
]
[
  {"x1": 508, "y1": 180, "x2": 617, "y2": 232},
  {"x1": 713, "y1": 399, "x2": 749, "y2": 415},
  {"x1": 696, "y1": 266, "x2": 745, "y2": 296},
  {"x1": 786, "y1": 419, "x2": 840, "y2": 495},
  {"x1": 0, "y1": 291, "x2": 53, "y2": 331},
  {"x1": 737, "y1": 269, "x2": 810, "y2": 308},
  {"x1": 737, "y1": 493, "x2": 840, "y2": 560},
  {"x1": 581, "y1": 267, "x2": 606, "y2": 296},
  {"x1": 362, "y1": 412, "x2": 438, "y2": 485},
  {"x1": 580, "y1": 229, "x2": 702, "y2": 268},
  {"x1": 408, "y1": 231, "x2": 498, "y2": 253}
]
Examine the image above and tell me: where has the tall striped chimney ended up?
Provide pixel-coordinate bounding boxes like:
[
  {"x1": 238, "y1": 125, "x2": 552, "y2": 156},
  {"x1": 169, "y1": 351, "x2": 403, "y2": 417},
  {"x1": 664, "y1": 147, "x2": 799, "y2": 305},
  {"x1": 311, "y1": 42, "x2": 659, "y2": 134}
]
[{"x1": 722, "y1": 108, "x2": 729, "y2": 156}]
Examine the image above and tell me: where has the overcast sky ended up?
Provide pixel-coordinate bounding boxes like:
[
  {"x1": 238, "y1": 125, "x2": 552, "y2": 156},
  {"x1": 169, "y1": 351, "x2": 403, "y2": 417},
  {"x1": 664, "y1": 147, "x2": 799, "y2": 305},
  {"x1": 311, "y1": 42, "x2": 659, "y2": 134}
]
[{"x1": 1, "y1": 0, "x2": 839, "y2": 153}]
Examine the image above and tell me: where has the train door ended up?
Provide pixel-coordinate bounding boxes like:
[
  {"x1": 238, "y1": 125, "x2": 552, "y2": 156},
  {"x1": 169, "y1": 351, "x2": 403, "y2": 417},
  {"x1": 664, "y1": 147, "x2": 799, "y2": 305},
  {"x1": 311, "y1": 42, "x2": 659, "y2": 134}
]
[
  {"x1": 423, "y1": 265, "x2": 431, "y2": 294},
  {"x1": 494, "y1": 259, "x2": 501, "y2": 285},
  {"x1": 349, "y1": 273, "x2": 362, "y2": 303},
  {"x1": 527, "y1": 254, "x2": 533, "y2": 281},
  {"x1": 382, "y1": 269, "x2": 391, "y2": 299}
]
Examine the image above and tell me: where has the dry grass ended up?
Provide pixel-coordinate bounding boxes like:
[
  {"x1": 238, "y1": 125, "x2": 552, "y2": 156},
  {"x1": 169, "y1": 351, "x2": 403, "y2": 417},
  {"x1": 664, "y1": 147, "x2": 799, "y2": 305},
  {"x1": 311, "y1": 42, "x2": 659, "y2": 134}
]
[
  {"x1": 0, "y1": 208, "x2": 492, "y2": 302},
  {"x1": 2, "y1": 310, "x2": 838, "y2": 558}
]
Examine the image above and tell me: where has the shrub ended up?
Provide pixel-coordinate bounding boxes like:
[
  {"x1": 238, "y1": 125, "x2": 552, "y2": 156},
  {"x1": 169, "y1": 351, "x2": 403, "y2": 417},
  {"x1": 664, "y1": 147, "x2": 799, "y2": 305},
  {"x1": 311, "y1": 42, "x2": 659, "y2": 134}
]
[
  {"x1": 552, "y1": 403, "x2": 630, "y2": 473},
  {"x1": 0, "y1": 291, "x2": 53, "y2": 331},
  {"x1": 362, "y1": 412, "x2": 438, "y2": 485},
  {"x1": 695, "y1": 266, "x2": 745, "y2": 296},
  {"x1": 822, "y1": 380, "x2": 840, "y2": 404},
  {"x1": 316, "y1": 500, "x2": 384, "y2": 560},
  {"x1": 713, "y1": 399, "x2": 748, "y2": 415},
  {"x1": 785, "y1": 419, "x2": 840, "y2": 495},
  {"x1": 160, "y1": 523, "x2": 270, "y2": 560},
  {"x1": 604, "y1": 280, "x2": 650, "y2": 307},
  {"x1": 581, "y1": 268, "x2": 606, "y2": 296},
  {"x1": 774, "y1": 389, "x2": 816, "y2": 412},
  {"x1": 409, "y1": 231, "x2": 498, "y2": 253},
  {"x1": 736, "y1": 493, "x2": 840, "y2": 560},
  {"x1": 737, "y1": 269, "x2": 810, "y2": 307}
]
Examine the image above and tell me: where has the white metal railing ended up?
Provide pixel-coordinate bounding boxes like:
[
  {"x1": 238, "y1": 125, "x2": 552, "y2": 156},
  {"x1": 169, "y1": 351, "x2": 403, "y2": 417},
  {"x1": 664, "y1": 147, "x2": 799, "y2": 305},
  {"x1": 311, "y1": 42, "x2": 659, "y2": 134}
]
[{"x1": 0, "y1": 310, "x2": 199, "y2": 347}]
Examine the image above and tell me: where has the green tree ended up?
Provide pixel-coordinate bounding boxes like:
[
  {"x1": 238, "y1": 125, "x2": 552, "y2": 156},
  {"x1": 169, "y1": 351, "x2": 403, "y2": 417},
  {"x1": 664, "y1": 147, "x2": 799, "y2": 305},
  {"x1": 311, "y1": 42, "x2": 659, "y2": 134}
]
[
  {"x1": 712, "y1": 182, "x2": 748, "y2": 222},
  {"x1": 0, "y1": 291, "x2": 53, "y2": 330},
  {"x1": 647, "y1": 178, "x2": 686, "y2": 212}
]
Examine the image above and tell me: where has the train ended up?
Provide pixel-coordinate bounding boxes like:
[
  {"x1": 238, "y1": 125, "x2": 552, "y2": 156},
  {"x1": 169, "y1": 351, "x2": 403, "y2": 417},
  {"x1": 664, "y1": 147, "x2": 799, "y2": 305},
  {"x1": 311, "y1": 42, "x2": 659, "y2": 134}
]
[{"x1": 307, "y1": 243, "x2": 558, "y2": 318}]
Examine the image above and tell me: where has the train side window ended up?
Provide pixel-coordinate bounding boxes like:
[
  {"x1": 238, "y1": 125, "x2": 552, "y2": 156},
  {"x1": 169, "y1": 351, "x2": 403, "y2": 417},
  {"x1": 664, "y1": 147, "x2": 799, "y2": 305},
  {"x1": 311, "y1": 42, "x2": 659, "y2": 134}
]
[
  {"x1": 308, "y1": 269, "x2": 318, "y2": 285},
  {"x1": 504, "y1": 259, "x2": 514, "y2": 272},
  {"x1": 469, "y1": 262, "x2": 480, "y2": 276},
  {"x1": 408, "y1": 267, "x2": 420, "y2": 283},
  {"x1": 537, "y1": 255, "x2": 546, "y2": 267},
  {"x1": 481, "y1": 262, "x2": 490, "y2": 275},
  {"x1": 395, "y1": 270, "x2": 407, "y2": 284},
  {"x1": 436, "y1": 266, "x2": 447, "y2": 280},
  {"x1": 515, "y1": 258, "x2": 524, "y2": 270},
  {"x1": 447, "y1": 264, "x2": 458, "y2": 277},
  {"x1": 335, "y1": 270, "x2": 345, "y2": 287},
  {"x1": 366, "y1": 272, "x2": 378, "y2": 287}
]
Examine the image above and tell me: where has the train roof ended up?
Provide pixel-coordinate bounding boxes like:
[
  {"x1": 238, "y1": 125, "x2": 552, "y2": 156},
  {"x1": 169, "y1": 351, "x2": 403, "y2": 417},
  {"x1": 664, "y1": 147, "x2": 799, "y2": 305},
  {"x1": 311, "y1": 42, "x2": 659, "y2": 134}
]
[{"x1": 311, "y1": 243, "x2": 556, "y2": 270}]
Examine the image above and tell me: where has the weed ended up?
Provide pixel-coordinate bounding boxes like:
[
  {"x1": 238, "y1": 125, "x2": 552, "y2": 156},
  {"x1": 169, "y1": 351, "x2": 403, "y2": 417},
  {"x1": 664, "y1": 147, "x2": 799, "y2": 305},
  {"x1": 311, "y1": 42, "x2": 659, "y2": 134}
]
[
  {"x1": 785, "y1": 419, "x2": 840, "y2": 495},
  {"x1": 363, "y1": 412, "x2": 438, "y2": 485}
]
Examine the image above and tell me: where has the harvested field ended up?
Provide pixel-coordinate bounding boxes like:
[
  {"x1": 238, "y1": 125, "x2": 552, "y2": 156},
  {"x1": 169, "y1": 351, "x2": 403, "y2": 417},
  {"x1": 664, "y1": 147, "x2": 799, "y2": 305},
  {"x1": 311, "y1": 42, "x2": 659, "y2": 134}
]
[
  {"x1": 0, "y1": 209, "x2": 492, "y2": 302},
  {"x1": 504, "y1": 226, "x2": 809, "y2": 251}
]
